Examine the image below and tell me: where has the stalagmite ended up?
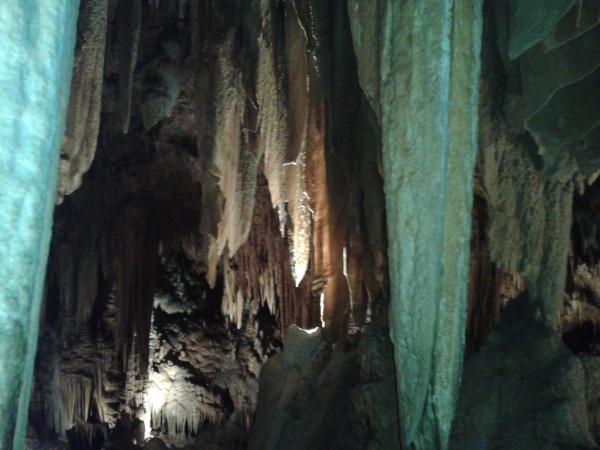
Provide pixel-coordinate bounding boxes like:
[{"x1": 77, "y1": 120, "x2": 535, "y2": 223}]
[
  {"x1": 0, "y1": 1, "x2": 79, "y2": 447},
  {"x1": 378, "y1": 1, "x2": 482, "y2": 448}
]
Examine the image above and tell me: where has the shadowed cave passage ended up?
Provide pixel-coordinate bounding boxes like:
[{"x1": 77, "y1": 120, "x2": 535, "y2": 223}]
[{"x1": 4, "y1": 1, "x2": 600, "y2": 450}]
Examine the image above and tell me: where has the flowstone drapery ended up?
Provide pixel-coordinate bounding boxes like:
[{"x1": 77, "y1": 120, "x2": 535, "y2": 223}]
[
  {"x1": 378, "y1": 1, "x2": 483, "y2": 448},
  {"x1": 0, "y1": 1, "x2": 79, "y2": 448}
]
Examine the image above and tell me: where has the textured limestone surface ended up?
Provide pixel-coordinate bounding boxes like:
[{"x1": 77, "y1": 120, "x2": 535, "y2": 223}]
[
  {"x1": 507, "y1": 0, "x2": 575, "y2": 59},
  {"x1": 57, "y1": 0, "x2": 107, "y2": 203},
  {"x1": 378, "y1": 1, "x2": 482, "y2": 448},
  {"x1": 451, "y1": 298, "x2": 600, "y2": 450},
  {"x1": 481, "y1": 1, "x2": 600, "y2": 321},
  {"x1": 0, "y1": 1, "x2": 79, "y2": 448},
  {"x1": 250, "y1": 325, "x2": 399, "y2": 450},
  {"x1": 346, "y1": 0, "x2": 381, "y2": 121}
]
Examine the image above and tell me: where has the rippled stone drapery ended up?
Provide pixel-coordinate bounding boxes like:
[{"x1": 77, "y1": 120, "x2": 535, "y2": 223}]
[
  {"x1": 0, "y1": 1, "x2": 79, "y2": 448},
  {"x1": 379, "y1": 1, "x2": 482, "y2": 448}
]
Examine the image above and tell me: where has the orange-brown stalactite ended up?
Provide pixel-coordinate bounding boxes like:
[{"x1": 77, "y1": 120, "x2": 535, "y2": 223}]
[
  {"x1": 306, "y1": 97, "x2": 330, "y2": 283},
  {"x1": 228, "y1": 176, "x2": 317, "y2": 334},
  {"x1": 305, "y1": 0, "x2": 388, "y2": 337}
]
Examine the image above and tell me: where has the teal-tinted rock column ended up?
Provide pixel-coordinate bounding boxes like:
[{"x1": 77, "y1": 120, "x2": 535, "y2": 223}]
[
  {"x1": 0, "y1": 1, "x2": 79, "y2": 448},
  {"x1": 379, "y1": 1, "x2": 482, "y2": 448}
]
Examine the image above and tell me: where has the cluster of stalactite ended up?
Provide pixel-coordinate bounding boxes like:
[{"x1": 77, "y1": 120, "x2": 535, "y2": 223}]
[
  {"x1": 32, "y1": 130, "x2": 200, "y2": 440},
  {"x1": 59, "y1": 0, "x2": 388, "y2": 339},
  {"x1": 464, "y1": 0, "x2": 600, "y2": 348},
  {"x1": 190, "y1": 0, "x2": 388, "y2": 338},
  {"x1": 450, "y1": 2, "x2": 600, "y2": 449},
  {"x1": 27, "y1": 0, "x2": 389, "y2": 447}
]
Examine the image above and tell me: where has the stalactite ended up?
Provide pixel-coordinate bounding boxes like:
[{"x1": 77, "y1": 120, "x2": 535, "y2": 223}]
[
  {"x1": 480, "y1": 117, "x2": 574, "y2": 324},
  {"x1": 204, "y1": 30, "x2": 252, "y2": 286},
  {"x1": 191, "y1": 0, "x2": 220, "y2": 281},
  {"x1": 480, "y1": 1, "x2": 600, "y2": 321},
  {"x1": 283, "y1": 0, "x2": 312, "y2": 287},
  {"x1": 115, "y1": 210, "x2": 158, "y2": 376},
  {"x1": 377, "y1": 1, "x2": 483, "y2": 448},
  {"x1": 543, "y1": 1, "x2": 600, "y2": 49},
  {"x1": 58, "y1": 0, "x2": 108, "y2": 203},
  {"x1": 116, "y1": 0, "x2": 142, "y2": 134},
  {"x1": 146, "y1": 364, "x2": 226, "y2": 435},
  {"x1": 346, "y1": 1, "x2": 381, "y2": 122},
  {"x1": 0, "y1": 1, "x2": 79, "y2": 447},
  {"x1": 228, "y1": 177, "x2": 315, "y2": 332},
  {"x1": 256, "y1": 0, "x2": 288, "y2": 230}
]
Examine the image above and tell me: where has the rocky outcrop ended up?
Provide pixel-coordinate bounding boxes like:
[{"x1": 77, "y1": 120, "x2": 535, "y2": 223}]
[
  {"x1": 250, "y1": 325, "x2": 399, "y2": 450},
  {"x1": 452, "y1": 297, "x2": 600, "y2": 450}
]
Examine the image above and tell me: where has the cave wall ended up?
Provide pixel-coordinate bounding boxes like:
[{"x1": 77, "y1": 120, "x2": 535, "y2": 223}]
[{"x1": 0, "y1": 1, "x2": 80, "y2": 448}]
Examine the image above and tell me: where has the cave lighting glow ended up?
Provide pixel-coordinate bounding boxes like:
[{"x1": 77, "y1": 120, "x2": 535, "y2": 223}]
[
  {"x1": 302, "y1": 327, "x2": 320, "y2": 334},
  {"x1": 320, "y1": 292, "x2": 325, "y2": 328},
  {"x1": 293, "y1": 237, "x2": 309, "y2": 287},
  {"x1": 143, "y1": 381, "x2": 166, "y2": 439}
]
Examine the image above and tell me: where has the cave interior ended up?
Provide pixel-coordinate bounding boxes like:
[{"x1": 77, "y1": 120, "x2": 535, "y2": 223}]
[{"x1": 3, "y1": 1, "x2": 600, "y2": 450}]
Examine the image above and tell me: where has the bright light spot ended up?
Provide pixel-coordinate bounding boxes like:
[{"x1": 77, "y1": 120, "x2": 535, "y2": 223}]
[
  {"x1": 320, "y1": 292, "x2": 325, "y2": 328},
  {"x1": 343, "y1": 246, "x2": 354, "y2": 314},
  {"x1": 143, "y1": 409, "x2": 152, "y2": 439},
  {"x1": 302, "y1": 327, "x2": 320, "y2": 334},
  {"x1": 292, "y1": 238, "x2": 309, "y2": 286},
  {"x1": 143, "y1": 383, "x2": 165, "y2": 438}
]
